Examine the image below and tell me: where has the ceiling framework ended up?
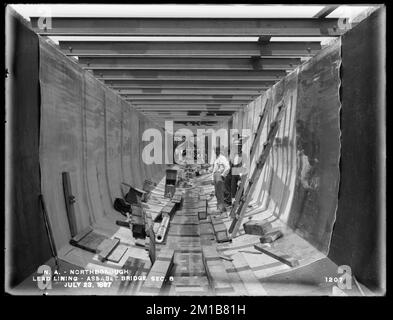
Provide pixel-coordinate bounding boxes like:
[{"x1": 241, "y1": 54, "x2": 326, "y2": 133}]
[{"x1": 30, "y1": 6, "x2": 350, "y2": 123}]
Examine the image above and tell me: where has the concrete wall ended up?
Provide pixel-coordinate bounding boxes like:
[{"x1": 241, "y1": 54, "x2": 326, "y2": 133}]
[
  {"x1": 39, "y1": 39, "x2": 167, "y2": 251},
  {"x1": 328, "y1": 8, "x2": 386, "y2": 292}
]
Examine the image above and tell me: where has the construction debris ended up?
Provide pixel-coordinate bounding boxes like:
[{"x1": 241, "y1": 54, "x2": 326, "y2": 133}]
[{"x1": 260, "y1": 229, "x2": 284, "y2": 243}]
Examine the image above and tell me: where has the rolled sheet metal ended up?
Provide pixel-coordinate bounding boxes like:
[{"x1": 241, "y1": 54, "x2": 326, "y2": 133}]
[{"x1": 155, "y1": 215, "x2": 170, "y2": 243}]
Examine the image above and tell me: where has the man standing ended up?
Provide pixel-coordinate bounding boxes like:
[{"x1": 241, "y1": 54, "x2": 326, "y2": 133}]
[{"x1": 212, "y1": 146, "x2": 230, "y2": 213}]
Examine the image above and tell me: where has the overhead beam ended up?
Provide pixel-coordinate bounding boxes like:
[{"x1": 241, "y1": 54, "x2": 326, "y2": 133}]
[
  {"x1": 314, "y1": 5, "x2": 340, "y2": 19},
  {"x1": 78, "y1": 57, "x2": 300, "y2": 70},
  {"x1": 142, "y1": 116, "x2": 232, "y2": 121},
  {"x1": 93, "y1": 69, "x2": 286, "y2": 81},
  {"x1": 122, "y1": 94, "x2": 257, "y2": 100},
  {"x1": 115, "y1": 89, "x2": 264, "y2": 95},
  {"x1": 59, "y1": 41, "x2": 321, "y2": 57},
  {"x1": 30, "y1": 17, "x2": 346, "y2": 36},
  {"x1": 105, "y1": 80, "x2": 276, "y2": 89}
]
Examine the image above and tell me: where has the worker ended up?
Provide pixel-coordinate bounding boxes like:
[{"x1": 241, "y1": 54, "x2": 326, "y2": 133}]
[
  {"x1": 226, "y1": 137, "x2": 243, "y2": 205},
  {"x1": 212, "y1": 146, "x2": 230, "y2": 213}
]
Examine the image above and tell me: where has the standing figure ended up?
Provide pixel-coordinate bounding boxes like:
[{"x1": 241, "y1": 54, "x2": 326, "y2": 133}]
[{"x1": 212, "y1": 146, "x2": 230, "y2": 213}]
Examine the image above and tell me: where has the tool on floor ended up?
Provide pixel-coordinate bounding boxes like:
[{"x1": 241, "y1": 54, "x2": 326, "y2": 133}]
[
  {"x1": 229, "y1": 99, "x2": 286, "y2": 237},
  {"x1": 39, "y1": 194, "x2": 60, "y2": 272},
  {"x1": 229, "y1": 98, "x2": 273, "y2": 219}
]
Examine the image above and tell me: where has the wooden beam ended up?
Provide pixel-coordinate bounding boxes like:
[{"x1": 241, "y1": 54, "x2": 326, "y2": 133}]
[
  {"x1": 78, "y1": 57, "x2": 301, "y2": 70},
  {"x1": 105, "y1": 80, "x2": 276, "y2": 89},
  {"x1": 59, "y1": 41, "x2": 322, "y2": 57},
  {"x1": 93, "y1": 69, "x2": 286, "y2": 81},
  {"x1": 115, "y1": 89, "x2": 264, "y2": 95},
  {"x1": 314, "y1": 5, "x2": 340, "y2": 19},
  {"x1": 31, "y1": 17, "x2": 345, "y2": 36},
  {"x1": 123, "y1": 94, "x2": 257, "y2": 101},
  {"x1": 128, "y1": 99, "x2": 249, "y2": 105}
]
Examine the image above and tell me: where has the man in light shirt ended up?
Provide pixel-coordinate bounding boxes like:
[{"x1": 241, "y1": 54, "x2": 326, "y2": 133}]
[{"x1": 212, "y1": 146, "x2": 230, "y2": 213}]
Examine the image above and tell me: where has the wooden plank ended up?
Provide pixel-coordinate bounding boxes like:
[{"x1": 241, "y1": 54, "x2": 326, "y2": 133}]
[
  {"x1": 121, "y1": 257, "x2": 150, "y2": 294},
  {"x1": 107, "y1": 244, "x2": 128, "y2": 263},
  {"x1": 172, "y1": 215, "x2": 199, "y2": 225},
  {"x1": 140, "y1": 248, "x2": 175, "y2": 294},
  {"x1": 231, "y1": 253, "x2": 267, "y2": 295},
  {"x1": 211, "y1": 218, "x2": 231, "y2": 243},
  {"x1": 314, "y1": 5, "x2": 339, "y2": 19},
  {"x1": 59, "y1": 41, "x2": 322, "y2": 58},
  {"x1": 70, "y1": 226, "x2": 93, "y2": 243},
  {"x1": 71, "y1": 231, "x2": 107, "y2": 253},
  {"x1": 61, "y1": 171, "x2": 77, "y2": 237},
  {"x1": 254, "y1": 243, "x2": 299, "y2": 267},
  {"x1": 259, "y1": 230, "x2": 284, "y2": 243},
  {"x1": 98, "y1": 238, "x2": 120, "y2": 260},
  {"x1": 198, "y1": 199, "x2": 207, "y2": 220},
  {"x1": 107, "y1": 80, "x2": 276, "y2": 90},
  {"x1": 229, "y1": 100, "x2": 286, "y2": 236},
  {"x1": 93, "y1": 69, "x2": 286, "y2": 81},
  {"x1": 202, "y1": 246, "x2": 233, "y2": 294},
  {"x1": 116, "y1": 220, "x2": 130, "y2": 227},
  {"x1": 243, "y1": 220, "x2": 273, "y2": 236}
]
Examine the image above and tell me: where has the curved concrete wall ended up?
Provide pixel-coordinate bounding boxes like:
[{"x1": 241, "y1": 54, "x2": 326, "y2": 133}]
[
  {"x1": 39, "y1": 39, "x2": 166, "y2": 250},
  {"x1": 231, "y1": 40, "x2": 341, "y2": 254}
]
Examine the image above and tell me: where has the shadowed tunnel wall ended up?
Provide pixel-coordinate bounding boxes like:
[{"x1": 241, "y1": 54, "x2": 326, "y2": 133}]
[
  {"x1": 231, "y1": 8, "x2": 385, "y2": 291},
  {"x1": 6, "y1": 10, "x2": 167, "y2": 287},
  {"x1": 39, "y1": 39, "x2": 167, "y2": 251},
  {"x1": 328, "y1": 8, "x2": 386, "y2": 292}
]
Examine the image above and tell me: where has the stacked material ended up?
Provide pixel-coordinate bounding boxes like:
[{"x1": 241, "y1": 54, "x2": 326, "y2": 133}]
[
  {"x1": 165, "y1": 169, "x2": 177, "y2": 198},
  {"x1": 202, "y1": 246, "x2": 233, "y2": 294},
  {"x1": 197, "y1": 199, "x2": 208, "y2": 220},
  {"x1": 211, "y1": 217, "x2": 231, "y2": 243},
  {"x1": 131, "y1": 205, "x2": 146, "y2": 239},
  {"x1": 140, "y1": 248, "x2": 175, "y2": 295}
]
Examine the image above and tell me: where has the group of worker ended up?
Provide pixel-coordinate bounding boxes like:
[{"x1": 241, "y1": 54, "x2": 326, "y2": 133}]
[{"x1": 212, "y1": 139, "x2": 246, "y2": 215}]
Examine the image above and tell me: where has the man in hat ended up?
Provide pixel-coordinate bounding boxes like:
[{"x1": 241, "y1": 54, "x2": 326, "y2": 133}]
[
  {"x1": 226, "y1": 135, "x2": 244, "y2": 205},
  {"x1": 212, "y1": 146, "x2": 230, "y2": 213}
]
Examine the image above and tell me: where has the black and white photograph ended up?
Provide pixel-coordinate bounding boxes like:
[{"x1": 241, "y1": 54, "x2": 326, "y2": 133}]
[{"x1": 4, "y1": 3, "x2": 386, "y2": 300}]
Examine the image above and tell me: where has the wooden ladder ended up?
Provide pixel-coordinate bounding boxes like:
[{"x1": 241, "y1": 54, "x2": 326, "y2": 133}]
[
  {"x1": 229, "y1": 99, "x2": 286, "y2": 237},
  {"x1": 229, "y1": 97, "x2": 273, "y2": 219}
]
